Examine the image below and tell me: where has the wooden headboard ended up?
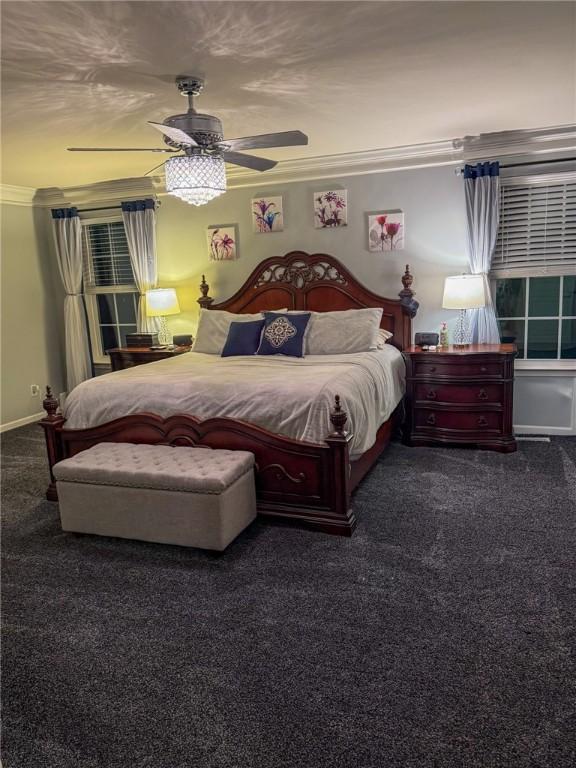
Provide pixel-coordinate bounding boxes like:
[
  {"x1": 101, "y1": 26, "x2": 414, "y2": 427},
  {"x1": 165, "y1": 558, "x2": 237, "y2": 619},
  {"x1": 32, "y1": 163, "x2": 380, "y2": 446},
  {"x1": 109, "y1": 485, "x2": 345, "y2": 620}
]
[{"x1": 198, "y1": 251, "x2": 419, "y2": 350}]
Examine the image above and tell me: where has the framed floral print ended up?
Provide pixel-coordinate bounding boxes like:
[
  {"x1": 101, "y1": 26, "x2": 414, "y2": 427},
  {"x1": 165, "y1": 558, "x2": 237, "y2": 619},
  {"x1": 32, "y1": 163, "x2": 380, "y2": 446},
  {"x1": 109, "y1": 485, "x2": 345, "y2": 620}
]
[
  {"x1": 367, "y1": 211, "x2": 405, "y2": 251},
  {"x1": 252, "y1": 196, "x2": 284, "y2": 232},
  {"x1": 314, "y1": 190, "x2": 347, "y2": 228},
  {"x1": 207, "y1": 225, "x2": 238, "y2": 261}
]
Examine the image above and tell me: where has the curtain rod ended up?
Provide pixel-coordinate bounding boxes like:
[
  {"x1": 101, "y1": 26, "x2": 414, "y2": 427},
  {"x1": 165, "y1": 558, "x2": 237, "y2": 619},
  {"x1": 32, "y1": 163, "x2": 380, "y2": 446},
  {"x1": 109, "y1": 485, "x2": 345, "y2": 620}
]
[
  {"x1": 456, "y1": 156, "x2": 576, "y2": 175},
  {"x1": 78, "y1": 204, "x2": 122, "y2": 213},
  {"x1": 76, "y1": 199, "x2": 161, "y2": 213}
]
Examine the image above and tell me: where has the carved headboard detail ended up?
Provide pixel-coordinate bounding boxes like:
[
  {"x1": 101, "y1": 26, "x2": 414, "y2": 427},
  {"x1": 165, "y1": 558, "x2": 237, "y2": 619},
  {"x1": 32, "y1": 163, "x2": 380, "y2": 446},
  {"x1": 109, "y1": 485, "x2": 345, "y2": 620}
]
[
  {"x1": 198, "y1": 251, "x2": 418, "y2": 350},
  {"x1": 255, "y1": 259, "x2": 347, "y2": 290}
]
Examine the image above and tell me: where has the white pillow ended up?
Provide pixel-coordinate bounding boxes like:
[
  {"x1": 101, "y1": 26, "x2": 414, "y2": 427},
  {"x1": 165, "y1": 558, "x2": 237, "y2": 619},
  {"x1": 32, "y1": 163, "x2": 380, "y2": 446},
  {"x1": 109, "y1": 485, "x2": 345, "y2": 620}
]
[
  {"x1": 377, "y1": 328, "x2": 394, "y2": 348},
  {"x1": 193, "y1": 309, "x2": 264, "y2": 355},
  {"x1": 306, "y1": 307, "x2": 384, "y2": 355}
]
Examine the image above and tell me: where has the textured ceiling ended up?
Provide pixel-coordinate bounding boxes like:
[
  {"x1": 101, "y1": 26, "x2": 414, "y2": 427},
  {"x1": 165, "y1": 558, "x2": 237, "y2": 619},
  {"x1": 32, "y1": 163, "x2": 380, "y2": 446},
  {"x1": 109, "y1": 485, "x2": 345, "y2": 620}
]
[{"x1": 1, "y1": 1, "x2": 574, "y2": 189}]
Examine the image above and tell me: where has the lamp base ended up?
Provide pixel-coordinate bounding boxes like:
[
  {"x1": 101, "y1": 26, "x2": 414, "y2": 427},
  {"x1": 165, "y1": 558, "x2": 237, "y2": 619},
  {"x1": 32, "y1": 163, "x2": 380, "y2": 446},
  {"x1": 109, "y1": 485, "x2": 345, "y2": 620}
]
[
  {"x1": 453, "y1": 309, "x2": 472, "y2": 346},
  {"x1": 157, "y1": 316, "x2": 172, "y2": 346}
]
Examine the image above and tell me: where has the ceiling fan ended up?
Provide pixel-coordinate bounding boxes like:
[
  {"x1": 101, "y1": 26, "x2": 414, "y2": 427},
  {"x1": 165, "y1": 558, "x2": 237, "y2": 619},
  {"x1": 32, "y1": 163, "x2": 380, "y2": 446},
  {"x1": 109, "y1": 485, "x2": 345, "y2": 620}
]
[{"x1": 67, "y1": 75, "x2": 308, "y2": 206}]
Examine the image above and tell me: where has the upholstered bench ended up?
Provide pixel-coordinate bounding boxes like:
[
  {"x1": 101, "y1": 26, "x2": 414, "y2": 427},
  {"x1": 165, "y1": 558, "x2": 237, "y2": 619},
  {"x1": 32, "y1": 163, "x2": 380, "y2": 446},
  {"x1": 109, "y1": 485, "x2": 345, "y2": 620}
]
[{"x1": 53, "y1": 443, "x2": 257, "y2": 551}]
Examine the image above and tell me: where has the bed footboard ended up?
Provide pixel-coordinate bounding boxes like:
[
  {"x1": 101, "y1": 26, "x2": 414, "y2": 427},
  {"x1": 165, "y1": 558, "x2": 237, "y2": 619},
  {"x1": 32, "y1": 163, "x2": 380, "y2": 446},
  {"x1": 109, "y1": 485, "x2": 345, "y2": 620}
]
[{"x1": 40, "y1": 389, "x2": 357, "y2": 536}]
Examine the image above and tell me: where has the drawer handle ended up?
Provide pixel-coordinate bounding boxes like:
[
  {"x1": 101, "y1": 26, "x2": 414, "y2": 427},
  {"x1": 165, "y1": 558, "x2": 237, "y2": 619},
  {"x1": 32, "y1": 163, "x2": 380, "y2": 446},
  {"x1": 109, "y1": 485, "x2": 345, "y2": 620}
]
[
  {"x1": 477, "y1": 416, "x2": 488, "y2": 427},
  {"x1": 426, "y1": 389, "x2": 437, "y2": 400},
  {"x1": 480, "y1": 366, "x2": 487, "y2": 372},
  {"x1": 429, "y1": 366, "x2": 437, "y2": 373},
  {"x1": 477, "y1": 388, "x2": 488, "y2": 400},
  {"x1": 426, "y1": 414, "x2": 436, "y2": 426}
]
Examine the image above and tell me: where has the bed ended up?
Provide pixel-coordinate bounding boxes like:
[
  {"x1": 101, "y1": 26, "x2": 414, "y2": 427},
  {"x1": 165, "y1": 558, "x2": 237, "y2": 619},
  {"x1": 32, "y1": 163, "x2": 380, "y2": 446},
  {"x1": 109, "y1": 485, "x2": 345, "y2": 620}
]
[{"x1": 41, "y1": 251, "x2": 419, "y2": 536}]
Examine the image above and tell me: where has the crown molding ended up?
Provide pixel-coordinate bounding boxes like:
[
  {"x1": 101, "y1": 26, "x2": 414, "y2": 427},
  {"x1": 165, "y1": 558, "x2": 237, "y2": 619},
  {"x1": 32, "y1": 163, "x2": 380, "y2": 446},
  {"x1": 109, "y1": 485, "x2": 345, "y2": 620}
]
[
  {"x1": 36, "y1": 176, "x2": 160, "y2": 209},
  {"x1": 458, "y1": 124, "x2": 576, "y2": 161},
  {"x1": 224, "y1": 140, "x2": 461, "y2": 188},
  {"x1": 33, "y1": 140, "x2": 461, "y2": 206},
  {"x1": 0, "y1": 184, "x2": 37, "y2": 206},
  {"x1": 27, "y1": 124, "x2": 576, "y2": 207}
]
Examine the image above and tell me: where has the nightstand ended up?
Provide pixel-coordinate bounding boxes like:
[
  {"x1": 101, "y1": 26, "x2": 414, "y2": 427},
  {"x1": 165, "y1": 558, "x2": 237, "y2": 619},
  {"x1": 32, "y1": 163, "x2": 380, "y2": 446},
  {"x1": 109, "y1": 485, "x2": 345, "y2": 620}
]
[
  {"x1": 403, "y1": 344, "x2": 517, "y2": 453},
  {"x1": 107, "y1": 346, "x2": 191, "y2": 372}
]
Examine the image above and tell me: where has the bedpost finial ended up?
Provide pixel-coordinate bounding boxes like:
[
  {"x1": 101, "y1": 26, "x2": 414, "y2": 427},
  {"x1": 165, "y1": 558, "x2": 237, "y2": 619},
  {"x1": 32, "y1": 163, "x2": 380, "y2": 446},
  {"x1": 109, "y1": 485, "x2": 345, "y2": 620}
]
[
  {"x1": 399, "y1": 264, "x2": 419, "y2": 319},
  {"x1": 42, "y1": 386, "x2": 60, "y2": 420},
  {"x1": 198, "y1": 274, "x2": 213, "y2": 309},
  {"x1": 401, "y1": 265, "x2": 413, "y2": 293},
  {"x1": 330, "y1": 394, "x2": 348, "y2": 436}
]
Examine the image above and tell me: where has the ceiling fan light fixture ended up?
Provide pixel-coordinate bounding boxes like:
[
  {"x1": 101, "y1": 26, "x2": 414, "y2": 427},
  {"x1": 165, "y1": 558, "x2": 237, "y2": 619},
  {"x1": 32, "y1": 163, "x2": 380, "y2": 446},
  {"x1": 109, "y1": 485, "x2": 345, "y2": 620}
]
[{"x1": 165, "y1": 154, "x2": 226, "y2": 206}]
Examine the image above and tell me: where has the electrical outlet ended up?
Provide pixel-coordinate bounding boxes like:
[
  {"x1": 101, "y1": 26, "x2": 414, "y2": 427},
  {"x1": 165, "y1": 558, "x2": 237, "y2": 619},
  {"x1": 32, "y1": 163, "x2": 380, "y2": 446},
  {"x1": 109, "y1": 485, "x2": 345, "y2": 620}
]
[{"x1": 30, "y1": 384, "x2": 40, "y2": 397}]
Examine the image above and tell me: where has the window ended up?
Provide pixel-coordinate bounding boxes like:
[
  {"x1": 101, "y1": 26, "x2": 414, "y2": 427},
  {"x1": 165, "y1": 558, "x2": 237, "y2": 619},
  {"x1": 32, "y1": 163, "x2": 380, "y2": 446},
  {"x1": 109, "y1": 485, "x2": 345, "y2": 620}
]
[
  {"x1": 495, "y1": 276, "x2": 576, "y2": 359},
  {"x1": 492, "y1": 175, "x2": 576, "y2": 276},
  {"x1": 491, "y1": 173, "x2": 576, "y2": 362},
  {"x1": 82, "y1": 219, "x2": 138, "y2": 364}
]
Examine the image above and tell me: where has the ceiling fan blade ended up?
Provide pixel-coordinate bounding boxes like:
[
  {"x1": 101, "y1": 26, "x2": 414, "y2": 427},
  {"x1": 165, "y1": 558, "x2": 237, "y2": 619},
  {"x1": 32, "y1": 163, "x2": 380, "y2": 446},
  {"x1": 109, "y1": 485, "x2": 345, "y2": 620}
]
[
  {"x1": 148, "y1": 121, "x2": 198, "y2": 147},
  {"x1": 217, "y1": 130, "x2": 308, "y2": 152},
  {"x1": 67, "y1": 147, "x2": 177, "y2": 153},
  {"x1": 223, "y1": 151, "x2": 277, "y2": 172},
  {"x1": 143, "y1": 159, "x2": 172, "y2": 177}
]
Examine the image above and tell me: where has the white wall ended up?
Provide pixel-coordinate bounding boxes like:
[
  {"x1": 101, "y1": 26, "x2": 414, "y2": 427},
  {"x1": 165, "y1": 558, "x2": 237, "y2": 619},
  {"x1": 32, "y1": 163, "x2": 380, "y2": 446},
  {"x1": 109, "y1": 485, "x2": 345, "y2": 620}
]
[
  {"x1": 514, "y1": 371, "x2": 576, "y2": 435},
  {"x1": 0, "y1": 203, "x2": 65, "y2": 429},
  {"x1": 155, "y1": 164, "x2": 468, "y2": 340}
]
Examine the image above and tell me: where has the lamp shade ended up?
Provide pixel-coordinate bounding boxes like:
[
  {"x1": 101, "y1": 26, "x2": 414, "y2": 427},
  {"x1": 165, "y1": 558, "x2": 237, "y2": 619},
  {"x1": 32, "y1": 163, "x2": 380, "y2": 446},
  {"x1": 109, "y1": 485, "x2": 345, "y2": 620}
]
[
  {"x1": 165, "y1": 155, "x2": 226, "y2": 207},
  {"x1": 442, "y1": 274, "x2": 486, "y2": 310},
  {"x1": 146, "y1": 288, "x2": 181, "y2": 317}
]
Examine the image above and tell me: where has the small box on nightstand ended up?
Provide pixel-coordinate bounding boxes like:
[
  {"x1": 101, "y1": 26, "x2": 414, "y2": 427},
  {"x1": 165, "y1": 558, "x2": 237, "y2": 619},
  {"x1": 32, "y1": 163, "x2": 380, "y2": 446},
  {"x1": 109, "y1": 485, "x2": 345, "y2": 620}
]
[{"x1": 125, "y1": 333, "x2": 160, "y2": 348}]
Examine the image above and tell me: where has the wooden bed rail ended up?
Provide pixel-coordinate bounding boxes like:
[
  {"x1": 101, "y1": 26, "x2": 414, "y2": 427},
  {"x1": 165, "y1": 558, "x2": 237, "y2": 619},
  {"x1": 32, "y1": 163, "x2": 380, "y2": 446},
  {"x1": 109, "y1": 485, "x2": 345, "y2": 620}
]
[
  {"x1": 41, "y1": 387, "x2": 65, "y2": 501},
  {"x1": 40, "y1": 389, "x2": 357, "y2": 535}
]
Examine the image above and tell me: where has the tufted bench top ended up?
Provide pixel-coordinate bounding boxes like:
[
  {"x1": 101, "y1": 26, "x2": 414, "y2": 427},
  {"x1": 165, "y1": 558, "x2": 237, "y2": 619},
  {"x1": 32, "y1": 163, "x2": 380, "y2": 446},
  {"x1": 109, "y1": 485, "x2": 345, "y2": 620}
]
[{"x1": 53, "y1": 443, "x2": 255, "y2": 494}]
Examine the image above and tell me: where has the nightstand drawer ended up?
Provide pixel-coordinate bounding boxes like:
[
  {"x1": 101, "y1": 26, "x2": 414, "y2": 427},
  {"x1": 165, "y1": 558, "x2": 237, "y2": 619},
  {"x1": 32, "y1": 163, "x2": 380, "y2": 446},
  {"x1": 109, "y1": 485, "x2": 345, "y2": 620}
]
[
  {"x1": 413, "y1": 360, "x2": 503, "y2": 379},
  {"x1": 415, "y1": 382, "x2": 504, "y2": 406},
  {"x1": 108, "y1": 346, "x2": 191, "y2": 371},
  {"x1": 414, "y1": 409, "x2": 502, "y2": 433}
]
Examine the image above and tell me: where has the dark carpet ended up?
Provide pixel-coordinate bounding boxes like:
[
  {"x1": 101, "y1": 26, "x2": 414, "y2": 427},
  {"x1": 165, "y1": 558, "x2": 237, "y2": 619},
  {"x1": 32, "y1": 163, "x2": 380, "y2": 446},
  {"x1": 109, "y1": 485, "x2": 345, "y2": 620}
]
[{"x1": 2, "y1": 425, "x2": 576, "y2": 768}]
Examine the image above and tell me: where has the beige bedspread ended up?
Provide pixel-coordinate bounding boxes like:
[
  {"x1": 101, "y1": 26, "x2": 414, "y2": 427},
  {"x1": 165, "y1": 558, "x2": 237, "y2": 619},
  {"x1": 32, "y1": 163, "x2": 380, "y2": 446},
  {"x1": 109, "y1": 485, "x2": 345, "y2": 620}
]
[{"x1": 63, "y1": 347, "x2": 405, "y2": 456}]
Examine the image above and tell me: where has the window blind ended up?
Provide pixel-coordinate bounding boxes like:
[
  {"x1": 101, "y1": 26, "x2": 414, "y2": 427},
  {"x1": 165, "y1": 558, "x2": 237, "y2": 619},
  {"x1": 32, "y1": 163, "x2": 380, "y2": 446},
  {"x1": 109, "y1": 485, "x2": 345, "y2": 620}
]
[
  {"x1": 492, "y1": 175, "x2": 576, "y2": 276},
  {"x1": 82, "y1": 221, "x2": 135, "y2": 289}
]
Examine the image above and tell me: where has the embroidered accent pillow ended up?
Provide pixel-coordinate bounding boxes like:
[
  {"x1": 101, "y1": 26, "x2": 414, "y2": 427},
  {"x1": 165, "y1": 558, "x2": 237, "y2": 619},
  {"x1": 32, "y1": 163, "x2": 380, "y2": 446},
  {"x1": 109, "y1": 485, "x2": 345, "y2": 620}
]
[
  {"x1": 256, "y1": 312, "x2": 311, "y2": 357},
  {"x1": 193, "y1": 308, "x2": 286, "y2": 355},
  {"x1": 221, "y1": 320, "x2": 265, "y2": 357}
]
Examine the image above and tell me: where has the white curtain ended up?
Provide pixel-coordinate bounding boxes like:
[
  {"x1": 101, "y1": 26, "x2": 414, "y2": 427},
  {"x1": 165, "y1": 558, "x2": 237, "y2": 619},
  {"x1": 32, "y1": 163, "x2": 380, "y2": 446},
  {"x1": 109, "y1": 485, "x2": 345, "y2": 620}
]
[
  {"x1": 51, "y1": 208, "x2": 92, "y2": 391},
  {"x1": 464, "y1": 162, "x2": 501, "y2": 344},
  {"x1": 121, "y1": 199, "x2": 161, "y2": 333}
]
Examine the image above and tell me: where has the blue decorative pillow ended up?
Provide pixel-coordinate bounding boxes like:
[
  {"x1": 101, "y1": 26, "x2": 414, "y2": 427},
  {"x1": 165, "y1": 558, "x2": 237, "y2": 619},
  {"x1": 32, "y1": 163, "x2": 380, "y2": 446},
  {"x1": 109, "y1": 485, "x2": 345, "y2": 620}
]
[
  {"x1": 221, "y1": 319, "x2": 265, "y2": 357},
  {"x1": 256, "y1": 312, "x2": 311, "y2": 357}
]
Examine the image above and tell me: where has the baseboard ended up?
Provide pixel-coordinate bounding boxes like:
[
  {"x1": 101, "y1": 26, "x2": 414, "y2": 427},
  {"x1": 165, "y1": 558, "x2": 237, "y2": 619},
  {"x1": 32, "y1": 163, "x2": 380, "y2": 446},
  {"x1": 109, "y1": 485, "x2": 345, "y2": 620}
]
[
  {"x1": 0, "y1": 411, "x2": 45, "y2": 434},
  {"x1": 514, "y1": 424, "x2": 576, "y2": 436}
]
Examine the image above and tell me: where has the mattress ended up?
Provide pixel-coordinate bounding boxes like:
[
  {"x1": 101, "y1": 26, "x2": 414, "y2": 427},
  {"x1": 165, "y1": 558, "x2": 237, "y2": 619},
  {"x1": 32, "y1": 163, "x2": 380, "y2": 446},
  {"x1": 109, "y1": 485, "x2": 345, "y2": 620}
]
[{"x1": 63, "y1": 347, "x2": 406, "y2": 457}]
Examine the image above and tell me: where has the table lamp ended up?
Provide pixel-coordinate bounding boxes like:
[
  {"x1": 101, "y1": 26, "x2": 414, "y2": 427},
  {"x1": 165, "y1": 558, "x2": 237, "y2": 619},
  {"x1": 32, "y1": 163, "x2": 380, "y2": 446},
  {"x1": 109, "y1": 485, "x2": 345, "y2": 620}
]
[
  {"x1": 146, "y1": 288, "x2": 181, "y2": 345},
  {"x1": 442, "y1": 274, "x2": 486, "y2": 346}
]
